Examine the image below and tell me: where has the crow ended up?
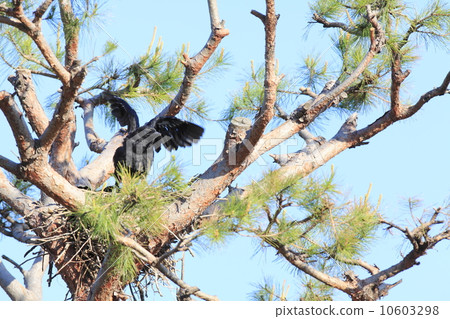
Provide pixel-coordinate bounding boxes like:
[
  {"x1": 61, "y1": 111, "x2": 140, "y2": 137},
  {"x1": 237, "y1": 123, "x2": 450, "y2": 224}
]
[{"x1": 107, "y1": 96, "x2": 204, "y2": 178}]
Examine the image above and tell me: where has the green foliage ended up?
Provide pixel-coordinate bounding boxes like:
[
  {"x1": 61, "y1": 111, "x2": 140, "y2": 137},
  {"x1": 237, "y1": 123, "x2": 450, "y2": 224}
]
[
  {"x1": 222, "y1": 61, "x2": 265, "y2": 123},
  {"x1": 300, "y1": 277, "x2": 334, "y2": 301},
  {"x1": 249, "y1": 279, "x2": 290, "y2": 301},
  {"x1": 198, "y1": 47, "x2": 230, "y2": 82},
  {"x1": 72, "y1": 159, "x2": 188, "y2": 281},
  {"x1": 102, "y1": 40, "x2": 119, "y2": 56},
  {"x1": 92, "y1": 34, "x2": 229, "y2": 129},
  {"x1": 222, "y1": 61, "x2": 290, "y2": 125},
  {"x1": 108, "y1": 245, "x2": 138, "y2": 283},
  {"x1": 309, "y1": 0, "x2": 344, "y2": 19},
  {"x1": 402, "y1": 0, "x2": 450, "y2": 48},
  {"x1": 45, "y1": 0, "x2": 105, "y2": 37},
  {"x1": 200, "y1": 168, "x2": 381, "y2": 300},
  {"x1": 300, "y1": 55, "x2": 329, "y2": 91},
  {"x1": 328, "y1": 186, "x2": 380, "y2": 260},
  {"x1": 302, "y1": 0, "x2": 449, "y2": 115}
]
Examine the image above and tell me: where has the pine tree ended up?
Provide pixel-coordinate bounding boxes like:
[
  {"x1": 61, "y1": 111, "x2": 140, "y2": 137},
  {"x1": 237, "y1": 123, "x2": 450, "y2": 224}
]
[{"x1": 0, "y1": 0, "x2": 449, "y2": 301}]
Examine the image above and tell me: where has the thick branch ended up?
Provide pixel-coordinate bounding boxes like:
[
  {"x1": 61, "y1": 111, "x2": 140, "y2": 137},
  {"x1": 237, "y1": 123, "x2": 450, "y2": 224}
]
[
  {"x1": 8, "y1": 69, "x2": 49, "y2": 136},
  {"x1": 76, "y1": 94, "x2": 109, "y2": 153},
  {"x1": 78, "y1": 132, "x2": 126, "y2": 189},
  {"x1": 243, "y1": 0, "x2": 281, "y2": 160},
  {"x1": 0, "y1": 91, "x2": 35, "y2": 160},
  {"x1": 23, "y1": 251, "x2": 49, "y2": 299},
  {"x1": 207, "y1": 0, "x2": 222, "y2": 30},
  {"x1": 390, "y1": 51, "x2": 411, "y2": 117},
  {"x1": 0, "y1": 157, "x2": 20, "y2": 176},
  {"x1": 38, "y1": 65, "x2": 87, "y2": 152},
  {"x1": 0, "y1": 257, "x2": 28, "y2": 300},
  {"x1": 10, "y1": 223, "x2": 41, "y2": 244},
  {"x1": 0, "y1": 250, "x2": 49, "y2": 300}
]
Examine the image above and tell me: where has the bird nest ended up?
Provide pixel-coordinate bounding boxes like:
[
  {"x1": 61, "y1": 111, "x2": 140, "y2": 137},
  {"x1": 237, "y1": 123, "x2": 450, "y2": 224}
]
[{"x1": 35, "y1": 208, "x2": 176, "y2": 301}]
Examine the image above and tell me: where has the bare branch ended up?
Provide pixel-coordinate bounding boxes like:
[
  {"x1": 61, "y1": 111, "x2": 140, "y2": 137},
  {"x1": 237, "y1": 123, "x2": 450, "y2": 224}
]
[
  {"x1": 10, "y1": 223, "x2": 42, "y2": 244},
  {"x1": 299, "y1": 86, "x2": 318, "y2": 98},
  {"x1": 38, "y1": 65, "x2": 87, "y2": 151},
  {"x1": 0, "y1": 250, "x2": 49, "y2": 300},
  {"x1": 158, "y1": 0, "x2": 229, "y2": 117},
  {"x1": 406, "y1": 71, "x2": 450, "y2": 115},
  {"x1": 0, "y1": 13, "x2": 28, "y2": 32},
  {"x1": 0, "y1": 91, "x2": 35, "y2": 160},
  {"x1": 250, "y1": 10, "x2": 266, "y2": 23},
  {"x1": 0, "y1": 257, "x2": 27, "y2": 300},
  {"x1": 1, "y1": 255, "x2": 25, "y2": 275},
  {"x1": 244, "y1": 0, "x2": 282, "y2": 159},
  {"x1": 1, "y1": 155, "x2": 85, "y2": 210},
  {"x1": 8, "y1": 69, "x2": 49, "y2": 136},
  {"x1": 335, "y1": 256, "x2": 379, "y2": 275},
  {"x1": 33, "y1": 0, "x2": 54, "y2": 25},
  {"x1": 207, "y1": 0, "x2": 222, "y2": 29},
  {"x1": 359, "y1": 222, "x2": 450, "y2": 297},
  {"x1": 76, "y1": 95, "x2": 109, "y2": 153},
  {"x1": 390, "y1": 50, "x2": 411, "y2": 117},
  {"x1": 23, "y1": 250, "x2": 49, "y2": 299},
  {"x1": 275, "y1": 243, "x2": 350, "y2": 292},
  {"x1": 312, "y1": 13, "x2": 358, "y2": 34},
  {"x1": 117, "y1": 236, "x2": 219, "y2": 301},
  {"x1": 0, "y1": 170, "x2": 36, "y2": 217},
  {"x1": 0, "y1": 156, "x2": 20, "y2": 176},
  {"x1": 78, "y1": 132, "x2": 126, "y2": 189}
]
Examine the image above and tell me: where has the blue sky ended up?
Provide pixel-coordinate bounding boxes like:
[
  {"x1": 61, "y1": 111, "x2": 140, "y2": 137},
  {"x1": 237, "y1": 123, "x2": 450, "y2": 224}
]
[{"x1": 1, "y1": 0, "x2": 449, "y2": 301}]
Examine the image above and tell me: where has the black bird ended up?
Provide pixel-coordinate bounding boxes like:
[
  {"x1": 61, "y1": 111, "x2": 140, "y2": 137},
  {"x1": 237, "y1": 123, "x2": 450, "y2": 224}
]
[{"x1": 107, "y1": 96, "x2": 204, "y2": 178}]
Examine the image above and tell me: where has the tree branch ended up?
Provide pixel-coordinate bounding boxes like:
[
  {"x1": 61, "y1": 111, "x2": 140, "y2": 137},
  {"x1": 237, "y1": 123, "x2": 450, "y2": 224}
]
[
  {"x1": 147, "y1": 6, "x2": 388, "y2": 258},
  {"x1": 0, "y1": 157, "x2": 20, "y2": 176},
  {"x1": 38, "y1": 65, "x2": 87, "y2": 152},
  {"x1": 8, "y1": 69, "x2": 49, "y2": 136},
  {"x1": 390, "y1": 51, "x2": 411, "y2": 117},
  {"x1": 117, "y1": 236, "x2": 219, "y2": 301},
  {"x1": 275, "y1": 243, "x2": 351, "y2": 292},
  {"x1": 76, "y1": 94, "x2": 109, "y2": 153},
  {"x1": 78, "y1": 132, "x2": 126, "y2": 189},
  {"x1": 243, "y1": 0, "x2": 282, "y2": 160},
  {"x1": 0, "y1": 250, "x2": 49, "y2": 300},
  {"x1": 58, "y1": 0, "x2": 79, "y2": 68},
  {"x1": 10, "y1": 223, "x2": 42, "y2": 244},
  {"x1": 5, "y1": 1, "x2": 71, "y2": 84},
  {"x1": 356, "y1": 210, "x2": 450, "y2": 299},
  {"x1": 158, "y1": 0, "x2": 229, "y2": 117},
  {"x1": 0, "y1": 91, "x2": 35, "y2": 160},
  {"x1": 33, "y1": 0, "x2": 55, "y2": 25},
  {"x1": 0, "y1": 3, "x2": 28, "y2": 32},
  {"x1": 312, "y1": 13, "x2": 358, "y2": 34}
]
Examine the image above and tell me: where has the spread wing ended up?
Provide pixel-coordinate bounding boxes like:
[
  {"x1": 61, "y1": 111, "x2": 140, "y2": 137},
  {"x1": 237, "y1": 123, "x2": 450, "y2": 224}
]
[
  {"x1": 107, "y1": 96, "x2": 140, "y2": 132},
  {"x1": 153, "y1": 116, "x2": 204, "y2": 151}
]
